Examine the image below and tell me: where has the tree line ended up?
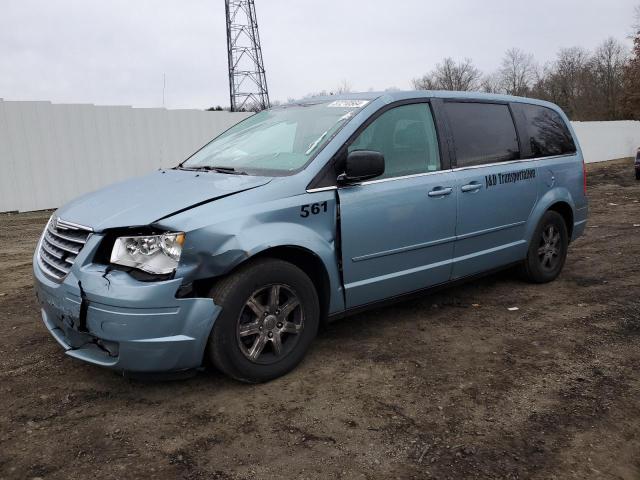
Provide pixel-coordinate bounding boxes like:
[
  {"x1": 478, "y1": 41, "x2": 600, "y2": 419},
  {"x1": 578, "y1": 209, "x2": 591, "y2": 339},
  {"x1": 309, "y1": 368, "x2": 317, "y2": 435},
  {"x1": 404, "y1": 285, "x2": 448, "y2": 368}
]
[
  {"x1": 413, "y1": 36, "x2": 638, "y2": 121},
  {"x1": 413, "y1": 7, "x2": 640, "y2": 121}
]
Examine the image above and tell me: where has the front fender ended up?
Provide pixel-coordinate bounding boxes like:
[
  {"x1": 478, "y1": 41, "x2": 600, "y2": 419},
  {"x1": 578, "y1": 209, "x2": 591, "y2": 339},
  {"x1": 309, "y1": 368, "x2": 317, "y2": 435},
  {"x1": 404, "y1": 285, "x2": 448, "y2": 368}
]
[
  {"x1": 160, "y1": 190, "x2": 344, "y2": 313},
  {"x1": 216, "y1": 221, "x2": 343, "y2": 313}
]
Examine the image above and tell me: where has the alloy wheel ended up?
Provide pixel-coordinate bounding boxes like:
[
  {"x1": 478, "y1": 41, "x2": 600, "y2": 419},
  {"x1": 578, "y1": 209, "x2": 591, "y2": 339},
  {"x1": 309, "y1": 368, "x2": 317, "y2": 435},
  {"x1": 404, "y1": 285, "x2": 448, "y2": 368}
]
[
  {"x1": 537, "y1": 224, "x2": 561, "y2": 271},
  {"x1": 236, "y1": 284, "x2": 304, "y2": 364}
]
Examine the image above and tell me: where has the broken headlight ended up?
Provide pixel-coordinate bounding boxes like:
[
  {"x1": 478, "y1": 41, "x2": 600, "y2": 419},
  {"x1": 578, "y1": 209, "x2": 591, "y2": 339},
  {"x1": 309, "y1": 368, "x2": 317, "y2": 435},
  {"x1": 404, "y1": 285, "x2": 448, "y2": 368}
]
[{"x1": 110, "y1": 232, "x2": 185, "y2": 275}]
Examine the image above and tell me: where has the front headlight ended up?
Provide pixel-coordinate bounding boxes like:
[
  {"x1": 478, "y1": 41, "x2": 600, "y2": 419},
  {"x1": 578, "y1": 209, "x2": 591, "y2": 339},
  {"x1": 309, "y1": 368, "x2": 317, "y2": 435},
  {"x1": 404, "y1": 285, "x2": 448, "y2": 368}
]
[{"x1": 110, "y1": 232, "x2": 185, "y2": 275}]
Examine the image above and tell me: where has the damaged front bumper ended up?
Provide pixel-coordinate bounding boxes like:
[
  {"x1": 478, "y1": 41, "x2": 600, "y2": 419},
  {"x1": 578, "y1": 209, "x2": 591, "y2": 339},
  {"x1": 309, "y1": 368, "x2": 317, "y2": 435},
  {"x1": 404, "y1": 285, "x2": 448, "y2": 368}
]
[{"x1": 33, "y1": 233, "x2": 220, "y2": 373}]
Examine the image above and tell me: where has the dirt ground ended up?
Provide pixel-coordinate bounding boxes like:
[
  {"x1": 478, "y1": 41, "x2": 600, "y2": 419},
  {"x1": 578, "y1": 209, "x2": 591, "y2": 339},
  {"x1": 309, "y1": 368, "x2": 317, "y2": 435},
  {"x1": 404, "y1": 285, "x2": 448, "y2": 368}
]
[{"x1": 1, "y1": 159, "x2": 639, "y2": 480}]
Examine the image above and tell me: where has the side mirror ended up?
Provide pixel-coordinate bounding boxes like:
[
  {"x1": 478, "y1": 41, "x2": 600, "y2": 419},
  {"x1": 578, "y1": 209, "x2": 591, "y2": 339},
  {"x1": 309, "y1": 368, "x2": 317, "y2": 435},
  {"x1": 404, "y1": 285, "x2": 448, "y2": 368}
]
[{"x1": 339, "y1": 150, "x2": 385, "y2": 183}]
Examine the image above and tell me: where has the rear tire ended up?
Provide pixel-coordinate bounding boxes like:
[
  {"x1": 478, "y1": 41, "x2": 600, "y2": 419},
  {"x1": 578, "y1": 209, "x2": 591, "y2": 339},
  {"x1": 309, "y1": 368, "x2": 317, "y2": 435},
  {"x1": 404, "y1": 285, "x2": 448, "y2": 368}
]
[
  {"x1": 520, "y1": 211, "x2": 569, "y2": 284},
  {"x1": 207, "y1": 258, "x2": 319, "y2": 383}
]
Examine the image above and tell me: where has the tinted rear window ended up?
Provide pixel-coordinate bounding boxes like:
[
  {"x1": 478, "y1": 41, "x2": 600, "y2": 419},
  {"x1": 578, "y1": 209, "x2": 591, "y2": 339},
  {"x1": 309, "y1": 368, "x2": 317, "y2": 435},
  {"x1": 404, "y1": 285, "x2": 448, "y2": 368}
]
[
  {"x1": 445, "y1": 102, "x2": 520, "y2": 167},
  {"x1": 518, "y1": 104, "x2": 576, "y2": 158}
]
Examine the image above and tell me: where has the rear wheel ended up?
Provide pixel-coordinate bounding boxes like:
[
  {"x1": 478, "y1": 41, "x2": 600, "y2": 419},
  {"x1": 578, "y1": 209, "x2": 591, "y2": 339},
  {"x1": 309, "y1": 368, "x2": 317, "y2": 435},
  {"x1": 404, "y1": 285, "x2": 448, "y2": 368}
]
[
  {"x1": 520, "y1": 211, "x2": 569, "y2": 283},
  {"x1": 207, "y1": 258, "x2": 319, "y2": 383}
]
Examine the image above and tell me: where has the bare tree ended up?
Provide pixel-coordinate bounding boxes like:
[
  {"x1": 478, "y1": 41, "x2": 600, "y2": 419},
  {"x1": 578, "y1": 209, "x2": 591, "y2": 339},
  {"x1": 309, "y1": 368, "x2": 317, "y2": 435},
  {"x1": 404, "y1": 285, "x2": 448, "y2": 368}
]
[
  {"x1": 302, "y1": 90, "x2": 330, "y2": 99},
  {"x1": 412, "y1": 74, "x2": 438, "y2": 90},
  {"x1": 333, "y1": 79, "x2": 352, "y2": 95},
  {"x1": 499, "y1": 48, "x2": 537, "y2": 96},
  {"x1": 480, "y1": 72, "x2": 504, "y2": 94},
  {"x1": 413, "y1": 58, "x2": 482, "y2": 91},
  {"x1": 623, "y1": 10, "x2": 640, "y2": 119},
  {"x1": 299, "y1": 81, "x2": 352, "y2": 99},
  {"x1": 592, "y1": 37, "x2": 629, "y2": 119},
  {"x1": 556, "y1": 47, "x2": 591, "y2": 93},
  {"x1": 547, "y1": 47, "x2": 593, "y2": 118}
]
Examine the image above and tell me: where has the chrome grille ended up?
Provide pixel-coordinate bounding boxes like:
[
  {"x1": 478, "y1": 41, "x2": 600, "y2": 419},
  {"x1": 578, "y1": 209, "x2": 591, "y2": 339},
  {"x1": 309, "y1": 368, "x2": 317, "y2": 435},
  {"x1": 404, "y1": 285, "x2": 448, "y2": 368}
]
[{"x1": 37, "y1": 217, "x2": 92, "y2": 280}]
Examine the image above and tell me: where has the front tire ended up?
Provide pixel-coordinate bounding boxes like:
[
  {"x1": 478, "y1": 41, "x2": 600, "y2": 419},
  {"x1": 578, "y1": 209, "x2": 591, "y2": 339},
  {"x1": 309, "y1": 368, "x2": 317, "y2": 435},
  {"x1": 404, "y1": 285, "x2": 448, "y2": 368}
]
[
  {"x1": 521, "y1": 211, "x2": 569, "y2": 284},
  {"x1": 207, "y1": 258, "x2": 319, "y2": 383}
]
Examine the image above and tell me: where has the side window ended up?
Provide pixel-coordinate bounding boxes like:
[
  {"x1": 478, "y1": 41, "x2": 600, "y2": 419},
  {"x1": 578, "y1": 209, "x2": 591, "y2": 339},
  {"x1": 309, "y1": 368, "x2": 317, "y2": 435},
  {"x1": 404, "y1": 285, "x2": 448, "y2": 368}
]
[
  {"x1": 445, "y1": 102, "x2": 520, "y2": 167},
  {"x1": 348, "y1": 103, "x2": 441, "y2": 179},
  {"x1": 518, "y1": 104, "x2": 577, "y2": 158}
]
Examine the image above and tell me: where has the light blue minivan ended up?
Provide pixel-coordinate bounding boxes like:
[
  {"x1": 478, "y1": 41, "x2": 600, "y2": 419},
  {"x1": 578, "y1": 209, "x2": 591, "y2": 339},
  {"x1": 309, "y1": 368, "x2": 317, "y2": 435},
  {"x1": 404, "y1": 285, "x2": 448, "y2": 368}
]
[{"x1": 33, "y1": 91, "x2": 588, "y2": 382}]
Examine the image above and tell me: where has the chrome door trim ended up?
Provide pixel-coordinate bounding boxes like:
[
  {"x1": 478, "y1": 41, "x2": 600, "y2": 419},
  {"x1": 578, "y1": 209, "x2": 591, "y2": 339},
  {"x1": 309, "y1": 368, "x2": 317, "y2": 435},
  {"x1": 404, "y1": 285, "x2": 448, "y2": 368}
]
[
  {"x1": 306, "y1": 186, "x2": 338, "y2": 193},
  {"x1": 455, "y1": 220, "x2": 526, "y2": 241},
  {"x1": 360, "y1": 169, "x2": 451, "y2": 186},
  {"x1": 352, "y1": 235, "x2": 457, "y2": 263}
]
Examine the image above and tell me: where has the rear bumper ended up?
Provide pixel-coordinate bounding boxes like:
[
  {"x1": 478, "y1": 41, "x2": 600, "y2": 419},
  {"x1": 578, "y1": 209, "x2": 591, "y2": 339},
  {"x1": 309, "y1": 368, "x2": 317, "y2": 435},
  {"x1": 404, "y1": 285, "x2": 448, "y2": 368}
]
[
  {"x1": 572, "y1": 205, "x2": 588, "y2": 242},
  {"x1": 33, "y1": 242, "x2": 220, "y2": 373}
]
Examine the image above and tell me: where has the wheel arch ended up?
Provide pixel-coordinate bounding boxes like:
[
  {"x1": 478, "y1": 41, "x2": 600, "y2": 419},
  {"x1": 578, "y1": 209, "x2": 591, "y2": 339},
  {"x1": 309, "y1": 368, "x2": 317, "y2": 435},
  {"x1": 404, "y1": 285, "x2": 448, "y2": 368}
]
[
  {"x1": 191, "y1": 242, "x2": 337, "y2": 326},
  {"x1": 526, "y1": 188, "x2": 576, "y2": 244},
  {"x1": 547, "y1": 201, "x2": 574, "y2": 240},
  {"x1": 247, "y1": 245, "x2": 333, "y2": 324}
]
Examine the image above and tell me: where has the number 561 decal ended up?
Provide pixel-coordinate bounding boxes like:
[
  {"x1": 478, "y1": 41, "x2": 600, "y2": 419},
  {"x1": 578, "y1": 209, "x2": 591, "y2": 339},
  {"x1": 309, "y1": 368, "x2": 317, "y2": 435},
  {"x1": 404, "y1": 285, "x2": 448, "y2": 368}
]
[{"x1": 300, "y1": 201, "x2": 328, "y2": 218}]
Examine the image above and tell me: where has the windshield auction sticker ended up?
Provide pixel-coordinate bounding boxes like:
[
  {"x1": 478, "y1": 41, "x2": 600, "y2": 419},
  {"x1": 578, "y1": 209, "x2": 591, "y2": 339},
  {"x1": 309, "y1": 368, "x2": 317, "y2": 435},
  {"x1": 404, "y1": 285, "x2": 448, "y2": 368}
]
[{"x1": 327, "y1": 100, "x2": 370, "y2": 108}]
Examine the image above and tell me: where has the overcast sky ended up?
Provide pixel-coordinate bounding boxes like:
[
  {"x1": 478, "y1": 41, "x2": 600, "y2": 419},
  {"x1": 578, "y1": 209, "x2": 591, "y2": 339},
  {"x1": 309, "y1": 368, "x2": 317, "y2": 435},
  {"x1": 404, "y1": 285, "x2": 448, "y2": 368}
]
[{"x1": 0, "y1": 0, "x2": 637, "y2": 110}]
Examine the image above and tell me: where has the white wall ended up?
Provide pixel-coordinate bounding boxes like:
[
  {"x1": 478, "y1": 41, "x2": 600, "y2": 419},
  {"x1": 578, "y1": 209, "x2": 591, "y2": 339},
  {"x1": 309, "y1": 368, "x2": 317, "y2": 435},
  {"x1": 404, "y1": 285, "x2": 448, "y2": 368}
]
[
  {"x1": 572, "y1": 120, "x2": 640, "y2": 164},
  {"x1": 0, "y1": 100, "x2": 251, "y2": 213},
  {"x1": 1, "y1": 100, "x2": 638, "y2": 213}
]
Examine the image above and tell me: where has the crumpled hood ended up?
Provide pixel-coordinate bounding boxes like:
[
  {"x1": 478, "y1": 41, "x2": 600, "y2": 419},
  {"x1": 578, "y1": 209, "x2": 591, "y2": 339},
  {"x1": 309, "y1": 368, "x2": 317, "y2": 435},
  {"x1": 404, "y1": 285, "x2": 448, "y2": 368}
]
[{"x1": 56, "y1": 169, "x2": 272, "y2": 231}]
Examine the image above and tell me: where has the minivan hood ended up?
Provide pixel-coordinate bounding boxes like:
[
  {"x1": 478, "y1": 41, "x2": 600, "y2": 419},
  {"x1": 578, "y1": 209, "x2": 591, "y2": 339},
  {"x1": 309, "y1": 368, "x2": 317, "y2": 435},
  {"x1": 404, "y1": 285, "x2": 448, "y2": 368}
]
[{"x1": 56, "y1": 169, "x2": 272, "y2": 231}]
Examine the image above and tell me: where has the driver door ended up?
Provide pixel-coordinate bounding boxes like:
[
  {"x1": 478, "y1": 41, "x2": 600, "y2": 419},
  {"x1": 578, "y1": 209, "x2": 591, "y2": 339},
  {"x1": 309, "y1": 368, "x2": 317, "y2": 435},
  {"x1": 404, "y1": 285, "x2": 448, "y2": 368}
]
[{"x1": 338, "y1": 102, "x2": 457, "y2": 308}]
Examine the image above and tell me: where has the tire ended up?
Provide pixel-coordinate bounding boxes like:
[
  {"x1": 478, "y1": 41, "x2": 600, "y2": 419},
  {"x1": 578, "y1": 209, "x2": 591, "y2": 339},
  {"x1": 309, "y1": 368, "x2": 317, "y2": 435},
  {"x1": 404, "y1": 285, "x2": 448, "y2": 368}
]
[
  {"x1": 520, "y1": 211, "x2": 569, "y2": 284},
  {"x1": 207, "y1": 258, "x2": 319, "y2": 383},
  {"x1": 635, "y1": 169, "x2": 640, "y2": 180}
]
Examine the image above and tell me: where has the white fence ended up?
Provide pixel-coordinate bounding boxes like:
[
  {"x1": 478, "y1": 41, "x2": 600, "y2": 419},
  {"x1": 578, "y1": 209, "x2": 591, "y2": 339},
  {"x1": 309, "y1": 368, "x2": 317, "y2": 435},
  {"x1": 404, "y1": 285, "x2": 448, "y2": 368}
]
[
  {"x1": 0, "y1": 99, "x2": 638, "y2": 213},
  {"x1": 0, "y1": 100, "x2": 251, "y2": 213},
  {"x1": 572, "y1": 121, "x2": 640, "y2": 164}
]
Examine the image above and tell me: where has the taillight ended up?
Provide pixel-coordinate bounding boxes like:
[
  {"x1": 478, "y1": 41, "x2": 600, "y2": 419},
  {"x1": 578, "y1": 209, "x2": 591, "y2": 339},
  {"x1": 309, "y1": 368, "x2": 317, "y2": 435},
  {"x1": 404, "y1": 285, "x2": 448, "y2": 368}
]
[{"x1": 582, "y1": 160, "x2": 587, "y2": 195}]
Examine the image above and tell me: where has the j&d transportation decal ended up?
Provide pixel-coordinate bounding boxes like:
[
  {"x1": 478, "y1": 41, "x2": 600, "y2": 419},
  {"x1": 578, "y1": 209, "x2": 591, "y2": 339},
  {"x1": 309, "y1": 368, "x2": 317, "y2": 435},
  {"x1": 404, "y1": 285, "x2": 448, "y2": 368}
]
[{"x1": 485, "y1": 168, "x2": 536, "y2": 189}]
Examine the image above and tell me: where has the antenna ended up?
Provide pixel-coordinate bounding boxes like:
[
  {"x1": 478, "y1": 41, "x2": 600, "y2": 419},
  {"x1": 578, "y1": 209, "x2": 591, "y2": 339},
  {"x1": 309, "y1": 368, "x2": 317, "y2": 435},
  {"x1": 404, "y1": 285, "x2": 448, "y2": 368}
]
[{"x1": 225, "y1": 0, "x2": 270, "y2": 112}]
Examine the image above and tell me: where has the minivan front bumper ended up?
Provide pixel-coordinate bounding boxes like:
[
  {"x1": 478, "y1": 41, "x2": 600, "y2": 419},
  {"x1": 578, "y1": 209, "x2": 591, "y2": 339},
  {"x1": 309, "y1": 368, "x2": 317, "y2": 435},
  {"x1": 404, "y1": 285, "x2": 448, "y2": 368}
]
[{"x1": 33, "y1": 239, "x2": 220, "y2": 373}]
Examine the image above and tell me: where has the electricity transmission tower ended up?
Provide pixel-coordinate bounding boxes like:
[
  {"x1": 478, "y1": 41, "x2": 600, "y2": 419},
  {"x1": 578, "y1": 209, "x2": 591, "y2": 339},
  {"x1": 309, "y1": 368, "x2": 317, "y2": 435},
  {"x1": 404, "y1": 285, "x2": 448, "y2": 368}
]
[{"x1": 225, "y1": 0, "x2": 270, "y2": 112}]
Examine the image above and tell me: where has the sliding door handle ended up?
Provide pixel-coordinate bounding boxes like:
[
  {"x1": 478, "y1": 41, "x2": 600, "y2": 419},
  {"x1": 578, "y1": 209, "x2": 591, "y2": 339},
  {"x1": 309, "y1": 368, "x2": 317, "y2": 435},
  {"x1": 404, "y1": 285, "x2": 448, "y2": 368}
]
[
  {"x1": 461, "y1": 183, "x2": 482, "y2": 193},
  {"x1": 428, "y1": 187, "x2": 453, "y2": 198}
]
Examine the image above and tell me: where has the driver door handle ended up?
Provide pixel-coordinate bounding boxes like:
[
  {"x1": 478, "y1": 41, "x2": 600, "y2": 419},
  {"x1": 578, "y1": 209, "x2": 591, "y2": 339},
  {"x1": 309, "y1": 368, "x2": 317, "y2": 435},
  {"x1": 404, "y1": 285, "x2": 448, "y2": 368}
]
[{"x1": 428, "y1": 187, "x2": 453, "y2": 198}]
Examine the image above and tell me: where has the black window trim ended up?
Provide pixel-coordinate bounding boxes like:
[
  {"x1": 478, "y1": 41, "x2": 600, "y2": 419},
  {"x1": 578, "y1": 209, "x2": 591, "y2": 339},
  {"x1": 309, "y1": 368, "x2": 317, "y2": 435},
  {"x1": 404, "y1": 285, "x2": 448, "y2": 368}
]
[
  {"x1": 306, "y1": 98, "x2": 451, "y2": 190},
  {"x1": 450, "y1": 153, "x2": 576, "y2": 173}
]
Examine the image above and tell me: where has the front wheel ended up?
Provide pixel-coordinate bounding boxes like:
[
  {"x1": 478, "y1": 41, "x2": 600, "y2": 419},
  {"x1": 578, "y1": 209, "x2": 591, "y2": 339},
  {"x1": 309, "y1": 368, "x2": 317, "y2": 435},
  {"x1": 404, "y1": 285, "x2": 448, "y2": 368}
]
[
  {"x1": 207, "y1": 258, "x2": 319, "y2": 383},
  {"x1": 520, "y1": 211, "x2": 569, "y2": 284}
]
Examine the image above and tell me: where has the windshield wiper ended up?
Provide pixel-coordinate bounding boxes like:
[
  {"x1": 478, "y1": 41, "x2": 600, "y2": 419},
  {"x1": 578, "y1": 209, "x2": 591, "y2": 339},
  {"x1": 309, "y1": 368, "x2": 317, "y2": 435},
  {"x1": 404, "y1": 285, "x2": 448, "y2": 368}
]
[
  {"x1": 178, "y1": 165, "x2": 248, "y2": 175},
  {"x1": 207, "y1": 166, "x2": 248, "y2": 175}
]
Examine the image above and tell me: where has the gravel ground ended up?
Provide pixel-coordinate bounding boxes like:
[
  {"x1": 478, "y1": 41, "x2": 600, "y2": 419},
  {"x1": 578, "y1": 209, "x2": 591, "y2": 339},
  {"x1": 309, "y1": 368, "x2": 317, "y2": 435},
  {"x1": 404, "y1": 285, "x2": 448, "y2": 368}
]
[{"x1": 0, "y1": 159, "x2": 639, "y2": 480}]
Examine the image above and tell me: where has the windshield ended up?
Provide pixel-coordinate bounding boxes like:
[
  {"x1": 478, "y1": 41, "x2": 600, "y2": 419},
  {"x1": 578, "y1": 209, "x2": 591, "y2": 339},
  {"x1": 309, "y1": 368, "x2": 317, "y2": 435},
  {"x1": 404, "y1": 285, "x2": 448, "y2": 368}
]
[{"x1": 180, "y1": 100, "x2": 369, "y2": 175}]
